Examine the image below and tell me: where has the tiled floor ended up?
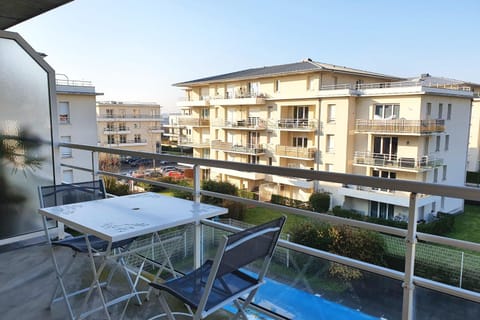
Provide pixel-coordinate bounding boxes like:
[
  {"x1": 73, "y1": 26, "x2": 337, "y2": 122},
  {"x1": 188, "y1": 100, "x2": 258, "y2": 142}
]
[{"x1": 0, "y1": 239, "x2": 230, "y2": 320}]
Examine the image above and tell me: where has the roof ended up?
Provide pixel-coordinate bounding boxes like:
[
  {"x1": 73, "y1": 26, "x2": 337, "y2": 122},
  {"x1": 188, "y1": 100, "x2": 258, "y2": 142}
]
[
  {"x1": 409, "y1": 74, "x2": 480, "y2": 88},
  {"x1": 0, "y1": 0, "x2": 72, "y2": 30},
  {"x1": 173, "y1": 59, "x2": 405, "y2": 87}
]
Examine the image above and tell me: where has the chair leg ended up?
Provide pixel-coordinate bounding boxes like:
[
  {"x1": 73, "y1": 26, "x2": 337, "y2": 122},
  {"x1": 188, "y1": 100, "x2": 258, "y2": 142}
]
[
  {"x1": 49, "y1": 251, "x2": 77, "y2": 307},
  {"x1": 146, "y1": 292, "x2": 177, "y2": 320}
]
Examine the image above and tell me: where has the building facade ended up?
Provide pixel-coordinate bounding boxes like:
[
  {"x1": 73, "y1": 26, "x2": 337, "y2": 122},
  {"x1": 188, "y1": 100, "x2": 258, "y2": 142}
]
[
  {"x1": 96, "y1": 101, "x2": 163, "y2": 155},
  {"x1": 56, "y1": 76, "x2": 101, "y2": 183},
  {"x1": 174, "y1": 59, "x2": 475, "y2": 220}
]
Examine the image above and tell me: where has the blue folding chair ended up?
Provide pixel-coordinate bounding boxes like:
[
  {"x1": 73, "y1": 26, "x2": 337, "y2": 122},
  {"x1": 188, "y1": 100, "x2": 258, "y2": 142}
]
[{"x1": 148, "y1": 216, "x2": 286, "y2": 320}]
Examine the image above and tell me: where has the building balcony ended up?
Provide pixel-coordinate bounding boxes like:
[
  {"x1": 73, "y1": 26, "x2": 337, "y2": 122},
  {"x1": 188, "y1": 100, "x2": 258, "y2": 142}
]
[
  {"x1": 211, "y1": 118, "x2": 267, "y2": 130},
  {"x1": 176, "y1": 97, "x2": 210, "y2": 107},
  {"x1": 209, "y1": 93, "x2": 266, "y2": 106},
  {"x1": 177, "y1": 116, "x2": 210, "y2": 127},
  {"x1": 105, "y1": 139, "x2": 148, "y2": 147},
  {"x1": 355, "y1": 119, "x2": 445, "y2": 135},
  {"x1": 277, "y1": 119, "x2": 318, "y2": 131},
  {"x1": 148, "y1": 126, "x2": 164, "y2": 133},
  {"x1": 269, "y1": 174, "x2": 314, "y2": 189},
  {"x1": 213, "y1": 167, "x2": 266, "y2": 180},
  {"x1": 276, "y1": 145, "x2": 316, "y2": 160},
  {"x1": 353, "y1": 151, "x2": 443, "y2": 171},
  {"x1": 178, "y1": 138, "x2": 210, "y2": 148},
  {"x1": 97, "y1": 114, "x2": 162, "y2": 121},
  {"x1": 211, "y1": 140, "x2": 266, "y2": 154},
  {"x1": 103, "y1": 126, "x2": 131, "y2": 134}
]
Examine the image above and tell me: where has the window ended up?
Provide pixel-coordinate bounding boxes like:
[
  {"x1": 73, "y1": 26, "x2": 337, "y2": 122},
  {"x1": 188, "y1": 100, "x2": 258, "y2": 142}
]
[
  {"x1": 248, "y1": 155, "x2": 259, "y2": 164},
  {"x1": 426, "y1": 102, "x2": 432, "y2": 117},
  {"x1": 327, "y1": 104, "x2": 336, "y2": 123},
  {"x1": 370, "y1": 201, "x2": 394, "y2": 219},
  {"x1": 274, "y1": 79, "x2": 280, "y2": 92},
  {"x1": 325, "y1": 163, "x2": 333, "y2": 172},
  {"x1": 60, "y1": 136, "x2": 72, "y2": 158},
  {"x1": 293, "y1": 106, "x2": 308, "y2": 120},
  {"x1": 119, "y1": 134, "x2": 127, "y2": 144},
  {"x1": 326, "y1": 134, "x2": 335, "y2": 153},
  {"x1": 293, "y1": 136, "x2": 308, "y2": 148},
  {"x1": 442, "y1": 165, "x2": 447, "y2": 181},
  {"x1": 106, "y1": 108, "x2": 114, "y2": 118},
  {"x1": 433, "y1": 168, "x2": 438, "y2": 183},
  {"x1": 445, "y1": 135, "x2": 449, "y2": 151},
  {"x1": 201, "y1": 108, "x2": 209, "y2": 118},
  {"x1": 372, "y1": 169, "x2": 396, "y2": 191},
  {"x1": 268, "y1": 157, "x2": 273, "y2": 166},
  {"x1": 438, "y1": 103, "x2": 443, "y2": 119},
  {"x1": 119, "y1": 123, "x2": 127, "y2": 131},
  {"x1": 435, "y1": 136, "x2": 441, "y2": 152},
  {"x1": 134, "y1": 134, "x2": 141, "y2": 143},
  {"x1": 374, "y1": 104, "x2": 399, "y2": 119},
  {"x1": 447, "y1": 104, "x2": 452, "y2": 120},
  {"x1": 62, "y1": 169, "x2": 73, "y2": 184},
  {"x1": 373, "y1": 136, "x2": 398, "y2": 159},
  {"x1": 107, "y1": 135, "x2": 115, "y2": 144},
  {"x1": 58, "y1": 102, "x2": 70, "y2": 124}
]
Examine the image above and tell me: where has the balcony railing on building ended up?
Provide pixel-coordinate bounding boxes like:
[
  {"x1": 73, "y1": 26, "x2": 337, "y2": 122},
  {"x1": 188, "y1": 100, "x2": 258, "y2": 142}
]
[
  {"x1": 148, "y1": 126, "x2": 163, "y2": 133},
  {"x1": 98, "y1": 113, "x2": 162, "y2": 120},
  {"x1": 276, "y1": 145, "x2": 316, "y2": 159},
  {"x1": 178, "y1": 138, "x2": 210, "y2": 148},
  {"x1": 106, "y1": 138, "x2": 147, "y2": 146},
  {"x1": 355, "y1": 119, "x2": 445, "y2": 134},
  {"x1": 211, "y1": 140, "x2": 266, "y2": 154},
  {"x1": 277, "y1": 118, "x2": 317, "y2": 130},
  {"x1": 320, "y1": 80, "x2": 473, "y2": 92},
  {"x1": 177, "y1": 116, "x2": 210, "y2": 127},
  {"x1": 354, "y1": 151, "x2": 443, "y2": 170},
  {"x1": 103, "y1": 126, "x2": 131, "y2": 134},
  {"x1": 211, "y1": 117, "x2": 267, "y2": 130}
]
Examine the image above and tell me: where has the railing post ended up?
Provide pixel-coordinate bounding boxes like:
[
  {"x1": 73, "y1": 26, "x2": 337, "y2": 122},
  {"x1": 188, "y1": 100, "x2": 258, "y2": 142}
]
[
  {"x1": 402, "y1": 192, "x2": 418, "y2": 320},
  {"x1": 91, "y1": 151, "x2": 96, "y2": 181},
  {"x1": 193, "y1": 164, "x2": 202, "y2": 268}
]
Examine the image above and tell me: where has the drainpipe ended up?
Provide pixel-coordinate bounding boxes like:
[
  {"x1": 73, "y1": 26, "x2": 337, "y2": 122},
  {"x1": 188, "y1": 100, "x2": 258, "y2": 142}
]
[{"x1": 314, "y1": 98, "x2": 322, "y2": 192}]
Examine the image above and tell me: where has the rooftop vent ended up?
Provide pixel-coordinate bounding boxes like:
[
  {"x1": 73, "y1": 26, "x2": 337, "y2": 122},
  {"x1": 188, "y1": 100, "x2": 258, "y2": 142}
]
[
  {"x1": 421, "y1": 73, "x2": 431, "y2": 78},
  {"x1": 302, "y1": 58, "x2": 313, "y2": 62}
]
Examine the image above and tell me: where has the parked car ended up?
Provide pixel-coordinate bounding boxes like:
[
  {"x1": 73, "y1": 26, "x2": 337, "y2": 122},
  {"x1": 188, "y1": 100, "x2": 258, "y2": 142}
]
[
  {"x1": 130, "y1": 158, "x2": 153, "y2": 167},
  {"x1": 160, "y1": 166, "x2": 178, "y2": 174},
  {"x1": 166, "y1": 170, "x2": 184, "y2": 179}
]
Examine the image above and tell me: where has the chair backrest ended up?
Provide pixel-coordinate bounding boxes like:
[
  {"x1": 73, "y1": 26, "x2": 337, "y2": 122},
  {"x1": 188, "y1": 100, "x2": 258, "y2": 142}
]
[
  {"x1": 38, "y1": 179, "x2": 106, "y2": 208},
  {"x1": 215, "y1": 216, "x2": 286, "y2": 279}
]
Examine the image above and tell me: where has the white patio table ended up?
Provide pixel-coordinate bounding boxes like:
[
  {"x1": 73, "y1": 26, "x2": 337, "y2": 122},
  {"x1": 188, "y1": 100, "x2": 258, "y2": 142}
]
[{"x1": 38, "y1": 192, "x2": 228, "y2": 320}]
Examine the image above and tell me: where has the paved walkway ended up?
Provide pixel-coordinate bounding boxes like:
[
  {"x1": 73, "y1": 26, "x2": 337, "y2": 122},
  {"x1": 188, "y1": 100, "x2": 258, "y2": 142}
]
[{"x1": 0, "y1": 239, "x2": 228, "y2": 320}]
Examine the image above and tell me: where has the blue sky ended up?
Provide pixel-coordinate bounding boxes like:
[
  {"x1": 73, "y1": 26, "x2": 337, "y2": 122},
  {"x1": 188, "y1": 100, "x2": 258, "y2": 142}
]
[{"x1": 10, "y1": 0, "x2": 480, "y2": 112}]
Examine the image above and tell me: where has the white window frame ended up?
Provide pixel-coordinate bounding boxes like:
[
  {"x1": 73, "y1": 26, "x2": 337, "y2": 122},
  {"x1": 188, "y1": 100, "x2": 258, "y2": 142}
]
[
  {"x1": 374, "y1": 104, "x2": 399, "y2": 120},
  {"x1": 60, "y1": 136, "x2": 72, "y2": 158},
  {"x1": 326, "y1": 134, "x2": 335, "y2": 153},
  {"x1": 435, "y1": 136, "x2": 441, "y2": 152},
  {"x1": 438, "y1": 103, "x2": 443, "y2": 120},
  {"x1": 445, "y1": 135, "x2": 449, "y2": 151},
  {"x1": 447, "y1": 104, "x2": 452, "y2": 120},
  {"x1": 327, "y1": 104, "x2": 336, "y2": 123},
  {"x1": 58, "y1": 101, "x2": 70, "y2": 124}
]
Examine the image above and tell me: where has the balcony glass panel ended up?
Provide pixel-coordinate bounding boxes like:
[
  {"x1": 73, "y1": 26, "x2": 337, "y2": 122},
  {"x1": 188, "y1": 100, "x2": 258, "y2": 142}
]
[
  {"x1": 0, "y1": 36, "x2": 55, "y2": 239},
  {"x1": 414, "y1": 286, "x2": 480, "y2": 319}
]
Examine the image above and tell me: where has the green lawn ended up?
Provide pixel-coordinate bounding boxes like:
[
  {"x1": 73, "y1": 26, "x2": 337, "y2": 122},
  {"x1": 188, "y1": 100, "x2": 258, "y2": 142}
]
[
  {"x1": 243, "y1": 206, "x2": 313, "y2": 234},
  {"x1": 447, "y1": 205, "x2": 480, "y2": 243}
]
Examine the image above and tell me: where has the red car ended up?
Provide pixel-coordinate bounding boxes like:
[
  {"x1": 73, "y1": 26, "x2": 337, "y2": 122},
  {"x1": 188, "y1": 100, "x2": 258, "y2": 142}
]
[{"x1": 166, "y1": 170, "x2": 184, "y2": 179}]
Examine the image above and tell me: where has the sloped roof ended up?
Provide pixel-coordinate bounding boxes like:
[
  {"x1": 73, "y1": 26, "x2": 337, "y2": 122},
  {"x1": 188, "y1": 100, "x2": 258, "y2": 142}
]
[
  {"x1": 0, "y1": 0, "x2": 72, "y2": 30},
  {"x1": 173, "y1": 59, "x2": 405, "y2": 87},
  {"x1": 409, "y1": 74, "x2": 480, "y2": 88}
]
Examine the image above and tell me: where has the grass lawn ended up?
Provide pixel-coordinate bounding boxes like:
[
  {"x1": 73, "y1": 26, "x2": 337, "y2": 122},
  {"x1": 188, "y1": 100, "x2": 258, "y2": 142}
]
[
  {"x1": 447, "y1": 204, "x2": 480, "y2": 243},
  {"x1": 243, "y1": 206, "x2": 313, "y2": 234}
]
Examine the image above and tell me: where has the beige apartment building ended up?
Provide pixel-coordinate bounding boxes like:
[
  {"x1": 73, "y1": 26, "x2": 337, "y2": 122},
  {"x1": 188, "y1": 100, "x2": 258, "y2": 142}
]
[
  {"x1": 174, "y1": 59, "x2": 476, "y2": 220},
  {"x1": 96, "y1": 101, "x2": 162, "y2": 155}
]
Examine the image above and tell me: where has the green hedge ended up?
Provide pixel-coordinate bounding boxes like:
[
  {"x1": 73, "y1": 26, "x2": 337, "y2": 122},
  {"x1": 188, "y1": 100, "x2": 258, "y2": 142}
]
[{"x1": 309, "y1": 192, "x2": 330, "y2": 212}]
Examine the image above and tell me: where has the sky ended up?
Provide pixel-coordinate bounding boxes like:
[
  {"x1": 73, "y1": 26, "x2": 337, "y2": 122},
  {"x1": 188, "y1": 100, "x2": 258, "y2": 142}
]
[{"x1": 9, "y1": 0, "x2": 480, "y2": 113}]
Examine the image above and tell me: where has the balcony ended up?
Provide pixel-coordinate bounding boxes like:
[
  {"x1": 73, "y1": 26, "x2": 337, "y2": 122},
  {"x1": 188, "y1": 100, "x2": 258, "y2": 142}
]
[
  {"x1": 178, "y1": 138, "x2": 210, "y2": 148},
  {"x1": 177, "y1": 97, "x2": 210, "y2": 107},
  {"x1": 353, "y1": 151, "x2": 443, "y2": 171},
  {"x1": 211, "y1": 118, "x2": 267, "y2": 130},
  {"x1": 177, "y1": 116, "x2": 210, "y2": 127},
  {"x1": 211, "y1": 140, "x2": 266, "y2": 154},
  {"x1": 148, "y1": 126, "x2": 164, "y2": 133},
  {"x1": 3, "y1": 142, "x2": 480, "y2": 320},
  {"x1": 213, "y1": 167, "x2": 266, "y2": 180},
  {"x1": 277, "y1": 119, "x2": 318, "y2": 131},
  {"x1": 97, "y1": 114, "x2": 162, "y2": 121},
  {"x1": 103, "y1": 126, "x2": 131, "y2": 134},
  {"x1": 355, "y1": 119, "x2": 445, "y2": 135},
  {"x1": 105, "y1": 139, "x2": 148, "y2": 147},
  {"x1": 209, "y1": 92, "x2": 266, "y2": 106},
  {"x1": 276, "y1": 145, "x2": 316, "y2": 159}
]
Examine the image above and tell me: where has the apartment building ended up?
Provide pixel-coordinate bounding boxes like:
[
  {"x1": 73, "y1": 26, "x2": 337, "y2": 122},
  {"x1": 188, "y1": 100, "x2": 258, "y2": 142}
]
[
  {"x1": 56, "y1": 76, "x2": 101, "y2": 183},
  {"x1": 96, "y1": 101, "x2": 162, "y2": 155},
  {"x1": 174, "y1": 59, "x2": 476, "y2": 220}
]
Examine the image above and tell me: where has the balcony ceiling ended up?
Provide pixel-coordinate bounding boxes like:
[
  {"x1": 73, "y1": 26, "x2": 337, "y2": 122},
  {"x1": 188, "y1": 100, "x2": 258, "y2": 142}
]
[{"x1": 0, "y1": 0, "x2": 72, "y2": 30}]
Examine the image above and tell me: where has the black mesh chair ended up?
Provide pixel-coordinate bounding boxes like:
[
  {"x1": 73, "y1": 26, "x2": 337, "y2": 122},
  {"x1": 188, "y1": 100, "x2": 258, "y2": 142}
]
[
  {"x1": 148, "y1": 216, "x2": 286, "y2": 320},
  {"x1": 38, "y1": 179, "x2": 137, "y2": 310}
]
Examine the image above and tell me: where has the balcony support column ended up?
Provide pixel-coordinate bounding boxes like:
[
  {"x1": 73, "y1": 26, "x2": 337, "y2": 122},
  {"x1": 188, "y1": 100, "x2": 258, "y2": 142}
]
[
  {"x1": 193, "y1": 164, "x2": 202, "y2": 268},
  {"x1": 402, "y1": 192, "x2": 418, "y2": 320}
]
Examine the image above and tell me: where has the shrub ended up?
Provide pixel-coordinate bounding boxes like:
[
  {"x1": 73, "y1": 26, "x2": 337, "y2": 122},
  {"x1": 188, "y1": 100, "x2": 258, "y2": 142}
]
[
  {"x1": 271, "y1": 194, "x2": 288, "y2": 205},
  {"x1": 222, "y1": 200, "x2": 246, "y2": 220},
  {"x1": 201, "y1": 180, "x2": 238, "y2": 205},
  {"x1": 309, "y1": 192, "x2": 330, "y2": 212},
  {"x1": 103, "y1": 176, "x2": 129, "y2": 196}
]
